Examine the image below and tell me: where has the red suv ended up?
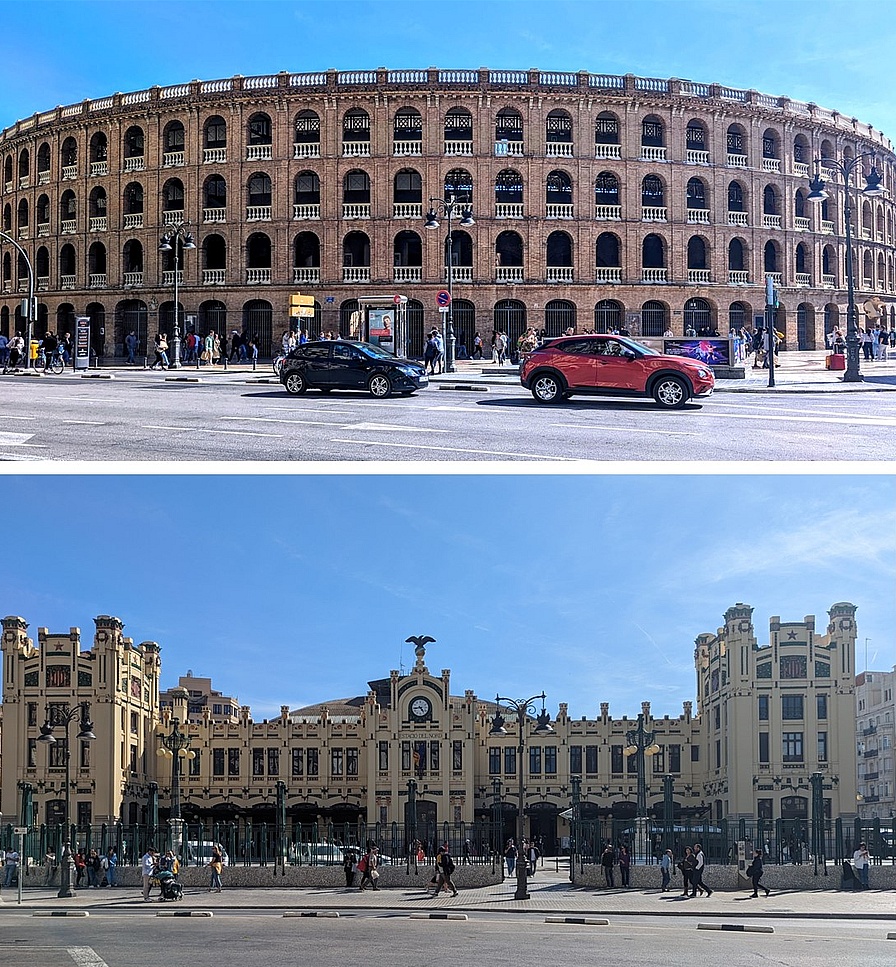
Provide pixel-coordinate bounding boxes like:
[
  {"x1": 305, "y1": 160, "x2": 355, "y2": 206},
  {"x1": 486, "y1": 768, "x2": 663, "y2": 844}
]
[{"x1": 520, "y1": 335, "x2": 714, "y2": 408}]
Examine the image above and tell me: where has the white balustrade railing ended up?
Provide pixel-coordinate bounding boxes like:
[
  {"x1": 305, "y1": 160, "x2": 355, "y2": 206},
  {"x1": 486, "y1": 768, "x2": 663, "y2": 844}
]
[
  {"x1": 163, "y1": 210, "x2": 185, "y2": 226},
  {"x1": 203, "y1": 269, "x2": 226, "y2": 284},
  {"x1": 793, "y1": 162, "x2": 810, "y2": 178},
  {"x1": 293, "y1": 204, "x2": 321, "y2": 219},
  {"x1": 795, "y1": 216, "x2": 810, "y2": 231},
  {"x1": 245, "y1": 144, "x2": 273, "y2": 161},
  {"x1": 727, "y1": 153, "x2": 748, "y2": 167},
  {"x1": 342, "y1": 141, "x2": 371, "y2": 157},
  {"x1": 247, "y1": 206, "x2": 272, "y2": 221},
  {"x1": 687, "y1": 209, "x2": 710, "y2": 224},
  {"x1": 89, "y1": 216, "x2": 107, "y2": 232},
  {"x1": 342, "y1": 203, "x2": 371, "y2": 219},
  {"x1": 446, "y1": 266, "x2": 472, "y2": 282},
  {"x1": 496, "y1": 266, "x2": 524, "y2": 282},
  {"x1": 293, "y1": 143, "x2": 320, "y2": 159},
  {"x1": 687, "y1": 150, "x2": 710, "y2": 164},
  {"x1": 17, "y1": 227, "x2": 28, "y2": 240},
  {"x1": 495, "y1": 203, "x2": 523, "y2": 218},
  {"x1": 37, "y1": 276, "x2": 49, "y2": 291},
  {"x1": 594, "y1": 143, "x2": 621, "y2": 159},
  {"x1": 90, "y1": 161, "x2": 107, "y2": 177},
  {"x1": 762, "y1": 214, "x2": 782, "y2": 229},
  {"x1": 822, "y1": 274, "x2": 836, "y2": 287},
  {"x1": 762, "y1": 158, "x2": 781, "y2": 172},
  {"x1": 393, "y1": 203, "x2": 422, "y2": 218},
  {"x1": 821, "y1": 220, "x2": 835, "y2": 234},
  {"x1": 123, "y1": 271, "x2": 143, "y2": 286},
  {"x1": 62, "y1": 164, "x2": 78, "y2": 180},
  {"x1": 444, "y1": 140, "x2": 473, "y2": 156},
  {"x1": 767, "y1": 272, "x2": 783, "y2": 286},
  {"x1": 728, "y1": 270, "x2": 750, "y2": 284},
  {"x1": 123, "y1": 213, "x2": 144, "y2": 229},
  {"x1": 38, "y1": 171, "x2": 50, "y2": 185},
  {"x1": 594, "y1": 204, "x2": 622, "y2": 220},
  {"x1": 642, "y1": 206, "x2": 667, "y2": 221},
  {"x1": 163, "y1": 151, "x2": 185, "y2": 168},
  {"x1": 495, "y1": 140, "x2": 525, "y2": 156},
  {"x1": 60, "y1": 275, "x2": 76, "y2": 289},
  {"x1": 545, "y1": 142, "x2": 574, "y2": 157},
  {"x1": 640, "y1": 146, "x2": 666, "y2": 162},
  {"x1": 37, "y1": 222, "x2": 50, "y2": 237},
  {"x1": 393, "y1": 266, "x2": 422, "y2": 283},
  {"x1": 393, "y1": 140, "x2": 422, "y2": 156},
  {"x1": 861, "y1": 227, "x2": 872, "y2": 240},
  {"x1": 546, "y1": 266, "x2": 573, "y2": 282},
  {"x1": 343, "y1": 266, "x2": 370, "y2": 283},
  {"x1": 795, "y1": 273, "x2": 812, "y2": 286},
  {"x1": 203, "y1": 207, "x2": 226, "y2": 223},
  {"x1": 728, "y1": 211, "x2": 749, "y2": 226},
  {"x1": 293, "y1": 267, "x2": 320, "y2": 284},
  {"x1": 162, "y1": 271, "x2": 184, "y2": 286},
  {"x1": 123, "y1": 156, "x2": 145, "y2": 171},
  {"x1": 88, "y1": 273, "x2": 106, "y2": 288},
  {"x1": 61, "y1": 220, "x2": 76, "y2": 234},
  {"x1": 688, "y1": 269, "x2": 711, "y2": 283},
  {"x1": 204, "y1": 148, "x2": 227, "y2": 164},
  {"x1": 595, "y1": 267, "x2": 622, "y2": 283},
  {"x1": 546, "y1": 204, "x2": 574, "y2": 218},
  {"x1": 641, "y1": 267, "x2": 668, "y2": 283},
  {"x1": 246, "y1": 268, "x2": 271, "y2": 284}
]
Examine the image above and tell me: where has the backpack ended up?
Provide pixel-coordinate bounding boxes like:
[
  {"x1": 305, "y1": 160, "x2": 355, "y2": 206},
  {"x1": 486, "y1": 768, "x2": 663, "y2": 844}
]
[{"x1": 357, "y1": 854, "x2": 368, "y2": 873}]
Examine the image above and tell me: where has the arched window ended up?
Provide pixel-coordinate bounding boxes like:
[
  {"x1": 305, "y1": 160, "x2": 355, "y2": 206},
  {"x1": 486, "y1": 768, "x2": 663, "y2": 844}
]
[
  {"x1": 124, "y1": 182, "x2": 144, "y2": 215},
  {"x1": 863, "y1": 250, "x2": 874, "y2": 285},
  {"x1": 729, "y1": 301, "x2": 749, "y2": 330},
  {"x1": 1, "y1": 203, "x2": 9, "y2": 232},
  {"x1": 59, "y1": 189, "x2": 77, "y2": 225},
  {"x1": 795, "y1": 243, "x2": 809, "y2": 276},
  {"x1": 294, "y1": 171, "x2": 320, "y2": 209},
  {"x1": 35, "y1": 246, "x2": 50, "y2": 281},
  {"x1": 204, "y1": 174, "x2": 227, "y2": 210},
  {"x1": 595, "y1": 111, "x2": 620, "y2": 145},
  {"x1": 88, "y1": 186, "x2": 106, "y2": 219},
  {"x1": 820, "y1": 139, "x2": 834, "y2": 162},
  {"x1": 343, "y1": 231, "x2": 370, "y2": 267},
  {"x1": 686, "y1": 120, "x2": 707, "y2": 155},
  {"x1": 641, "y1": 115, "x2": 664, "y2": 147},
  {"x1": 687, "y1": 236, "x2": 707, "y2": 270},
  {"x1": 684, "y1": 298, "x2": 713, "y2": 334},
  {"x1": 728, "y1": 238, "x2": 746, "y2": 271},
  {"x1": 162, "y1": 179, "x2": 185, "y2": 213},
  {"x1": 495, "y1": 169, "x2": 524, "y2": 208},
  {"x1": 88, "y1": 134, "x2": 106, "y2": 164},
  {"x1": 204, "y1": 116, "x2": 227, "y2": 149},
  {"x1": 36, "y1": 194, "x2": 50, "y2": 226},
  {"x1": 164, "y1": 121, "x2": 185, "y2": 157},
  {"x1": 642, "y1": 175, "x2": 664, "y2": 207},
  {"x1": 546, "y1": 231, "x2": 572, "y2": 266},
  {"x1": 199, "y1": 299, "x2": 227, "y2": 337},
  {"x1": 248, "y1": 113, "x2": 272, "y2": 145},
  {"x1": 293, "y1": 232, "x2": 320, "y2": 268},
  {"x1": 448, "y1": 230, "x2": 473, "y2": 268},
  {"x1": 343, "y1": 170, "x2": 370, "y2": 203},
  {"x1": 393, "y1": 230, "x2": 422, "y2": 267},
  {"x1": 594, "y1": 172, "x2": 619, "y2": 206},
  {"x1": 544, "y1": 300, "x2": 576, "y2": 336},
  {"x1": 546, "y1": 170, "x2": 572, "y2": 209},
  {"x1": 727, "y1": 181, "x2": 745, "y2": 212},
  {"x1": 686, "y1": 177, "x2": 707, "y2": 209},
  {"x1": 642, "y1": 234, "x2": 665, "y2": 268},
  {"x1": 124, "y1": 126, "x2": 144, "y2": 160},
  {"x1": 342, "y1": 108, "x2": 370, "y2": 145},
  {"x1": 59, "y1": 243, "x2": 77, "y2": 279},
  {"x1": 764, "y1": 241, "x2": 779, "y2": 273},
  {"x1": 495, "y1": 108, "x2": 523, "y2": 144},
  {"x1": 294, "y1": 110, "x2": 320, "y2": 155},
  {"x1": 248, "y1": 173, "x2": 272, "y2": 207},
  {"x1": 393, "y1": 107, "x2": 422, "y2": 148},
  {"x1": 727, "y1": 124, "x2": 747, "y2": 160},
  {"x1": 88, "y1": 241, "x2": 107, "y2": 281},
  {"x1": 796, "y1": 303, "x2": 814, "y2": 349},
  {"x1": 641, "y1": 300, "x2": 668, "y2": 336},
  {"x1": 444, "y1": 108, "x2": 473, "y2": 146},
  {"x1": 37, "y1": 142, "x2": 50, "y2": 177},
  {"x1": 793, "y1": 134, "x2": 809, "y2": 165},
  {"x1": 246, "y1": 232, "x2": 272, "y2": 268},
  {"x1": 444, "y1": 168, "x2": 473, "y2": 204},
  {"x1": 794, "y1": 189, "x2": 806, "y2": 219},
  {"x1": 596, "y1": 233, "x2": 620, "y2": 267},
  {"x1": 16, "y1": 198, "x2": 28, "y2": 231},
  {"x1": 393, "y1": 169, "x2": 422, "y2": 204},
  {"x1": 822, "y1": 245, "x2": 836, "y2": 280},
  {"x1": 762, "y1": 128, "x2": 780, "y2": 159},
  {"x1": 493, "y1": 299, "x2": 526, "y2": 348},
  {"x1": 546, "y1": 109, "x2": 572, "y2": 145},
  {"x1": 594, "y1": 299, "x2": 623, "y2": 333},
  {"x1": 763, "y1": 185, "x2": 778, "y2": 215},
  {"x1": 60, "y1": 137, "x2": 78, "y2": 169},
  {"x1": 122, "y1": 239, "x2": 143, "y2": 274},
  {"x1": 495, "y1": 231, "x2": 523, "y2": 266}
]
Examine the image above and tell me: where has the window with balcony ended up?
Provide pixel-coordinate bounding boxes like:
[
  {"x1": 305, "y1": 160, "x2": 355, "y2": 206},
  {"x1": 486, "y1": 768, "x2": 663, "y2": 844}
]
[
  {"x1": 393, "y1": 107, "x2": 422, "y2": 154},
  {"x1": 444, "y1": 107, "x2": 473, "y2": 153},
  {"x1": 293, "y1": 110, "x2": 320, "y2": 157},
  {"x1": 444, "y1": 168, "x2": 473, "y2": 205},
  {"x1": 495, "y1": 168, "x2": 524, "y2": 217}
]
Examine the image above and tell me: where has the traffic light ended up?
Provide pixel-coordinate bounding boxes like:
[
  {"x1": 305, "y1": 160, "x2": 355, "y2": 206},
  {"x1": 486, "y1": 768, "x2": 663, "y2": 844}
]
[{"x1": 764, "y1": 275, "x2": 779, "y2": 309}]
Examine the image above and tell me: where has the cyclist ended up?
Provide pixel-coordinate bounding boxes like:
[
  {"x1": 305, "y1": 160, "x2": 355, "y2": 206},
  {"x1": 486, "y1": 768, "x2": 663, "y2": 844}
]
[{"x1": 41, "y1": 331, "x2": 59, "y2": 372}]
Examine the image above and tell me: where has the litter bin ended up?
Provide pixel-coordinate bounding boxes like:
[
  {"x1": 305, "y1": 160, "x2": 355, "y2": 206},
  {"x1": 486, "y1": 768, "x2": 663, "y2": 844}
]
[{"x1": 826, "y1": 353, "x2": 846, "y2": 371}]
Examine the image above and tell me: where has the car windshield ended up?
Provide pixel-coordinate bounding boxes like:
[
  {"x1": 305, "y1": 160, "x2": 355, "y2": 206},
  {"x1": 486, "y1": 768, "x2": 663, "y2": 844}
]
[
  {"x1": 617, "y1": 336, "x2": 659, "y2": 356},
  {"x1": 355, "y1": 342, "x2": 396, "y2": 359}
]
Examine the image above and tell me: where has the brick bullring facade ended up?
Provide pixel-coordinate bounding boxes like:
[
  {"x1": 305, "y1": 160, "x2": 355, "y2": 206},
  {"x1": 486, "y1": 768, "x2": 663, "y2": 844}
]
[{"x1": 2, "y1": 67, "x2": 896, "y2": 358}]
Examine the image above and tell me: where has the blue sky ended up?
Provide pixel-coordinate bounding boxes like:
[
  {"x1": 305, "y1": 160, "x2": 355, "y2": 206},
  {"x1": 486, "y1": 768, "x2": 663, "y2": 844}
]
[
  {"x1": 2, "y1": 0, "x2": 895, "y2": 139},
  {"x1": 1, "y1": 474, "x2": 893, "y2": 720}
]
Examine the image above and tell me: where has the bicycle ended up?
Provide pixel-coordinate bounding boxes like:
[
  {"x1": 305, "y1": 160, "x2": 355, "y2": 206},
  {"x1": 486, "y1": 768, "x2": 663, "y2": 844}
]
[
  {"x1": 36, "y1": 348, "x2": 66, "y2": 375},
  {"x1": 272, "y1": 354, "x2": 286, "y2": 376}
]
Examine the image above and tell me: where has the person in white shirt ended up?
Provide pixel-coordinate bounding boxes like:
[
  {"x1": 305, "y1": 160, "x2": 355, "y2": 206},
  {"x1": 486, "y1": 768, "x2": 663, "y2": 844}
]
[
  {"x1": 141, "y1": 849, "x2": 157, "y2": 901},
  {"x1": 852, "y1": 842, "x2": 870, "y2": 889}
]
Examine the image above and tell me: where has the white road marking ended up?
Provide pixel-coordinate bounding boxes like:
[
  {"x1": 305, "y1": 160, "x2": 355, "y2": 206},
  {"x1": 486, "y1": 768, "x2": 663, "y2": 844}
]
[
  {"x1": 140, "y1": 425, "x2": 283, "y2": 438},
  {"x1": 220, "y1": 416, "x2": 339, "y2": 427},
  {"x1": 0, "y1": 432, "x2": 38, "y2": 446},
  {"x1": 69, "y1": 948, "x2": 112, "y2": 967},
  {"x1": 62, "y1": 420, "x2": 106, "y2": 425},
  {"x1": 550, "y1": 423, "x2": 699, "y2": 437},
  {"x1": 426, "y1": 405, "x2": 482, "y2": 412},
  {"x1": 704, "y1": 410, "x2": 896, "y2": 428},
  {"x1": 1, "y1": 415, "x2": 37, "y2": 421},
  {"x1": 346, "y1": 422, "x2": 449, "y2": 433},
  {"x1": 331, "y1": 438, "x2": 580, "y2": 460}
]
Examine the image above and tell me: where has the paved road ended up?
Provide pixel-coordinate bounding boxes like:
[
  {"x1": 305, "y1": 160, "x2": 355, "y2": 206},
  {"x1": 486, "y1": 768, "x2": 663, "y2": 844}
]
[{"x1": 1, "y1": 373, "x2": 895, "y2": 461}]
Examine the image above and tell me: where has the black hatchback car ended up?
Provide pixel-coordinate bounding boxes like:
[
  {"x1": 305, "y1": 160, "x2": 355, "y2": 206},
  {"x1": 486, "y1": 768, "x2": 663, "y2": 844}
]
[{"x1": 279, "y1": 340, "x2": 429, "y2": 398}]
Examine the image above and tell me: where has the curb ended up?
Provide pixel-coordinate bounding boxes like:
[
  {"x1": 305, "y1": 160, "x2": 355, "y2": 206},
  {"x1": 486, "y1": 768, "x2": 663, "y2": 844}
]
[
  {"x1": 437, "y1": 384, "x2": 489, "y2": 393},
  {"x1": 409, "y1": 912, "x2": 468, "y2": 920},
  {"x1": 283, "y1": 911, "x2": 340, "y2": 918},
  {"x1": 697, "y1": 923, "x2": 774, "y2": 933},
  {"x1": 33, "y1": 910, "x2": 89, "y2": 917},
  {"x1": 79, "y1": 373, "x2": 114, "y2": 379},
  {"x1": 164, "y1": 376, "x2": 202, "y2": 383},
  {"x1": 156, "y1": 910, "x2": 213, "y2": 917},
  {"x1": 545, "y1": 916, "x2": 609, "y2": 925}
]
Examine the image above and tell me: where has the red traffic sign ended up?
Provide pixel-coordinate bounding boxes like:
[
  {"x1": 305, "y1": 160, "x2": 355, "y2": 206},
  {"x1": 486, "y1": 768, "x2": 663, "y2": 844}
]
[
  {"x1": 436, "y1": 289, "x2": 451, "y2": 308},
  {"x1": 393, "y1": 294, "x2": 402, "y2": 304}
]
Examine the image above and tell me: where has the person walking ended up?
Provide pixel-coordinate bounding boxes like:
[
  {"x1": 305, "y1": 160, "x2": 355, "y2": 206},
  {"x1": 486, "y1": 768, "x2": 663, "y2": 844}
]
[
  {"x1": 690, "y1": 843, "x2": 712, "y2": 897},
  {"x1": 358, "y1": 844, "x2": 379, "y2": 891},
  {"x1": 141, "y1": 848, "x2": 157, "y2": 901},
  {"x1": 208, "y1": 845, "x2": 223, "y2": 892},
  {"x1": 746, "y1": 848, "x2": 770, "y2": 897},
  {"x1": 435, "y1": 843, "x2": 458, "y2": 897},
  {"x1": 342, "y1": 848, "x2": 356, "y2": 888},
  {"x1": 3, "y1": 847, "x2": 20, "y2": 888},
  {"x1": 660, "y1": 848, "x2": 674, "y2": 891},
  {"x1": 125, "y1": 331, "x2": 138, "y2": 365},
  {"x1": 853, "y1": 842, "x2": 870, "y2": 889},
  {"x1": 105, "y1": 847, "x2": 118, "y2": 887},
  {"x1": 600, "y1": 843, "x2": 616, "y2": 888},
  {"x1": 618, "y1": 844, "x2": 631, "y2": 887},
  {"x1": 504, "y1": 839, "x2": 517, "y2": 876},
  {"x1": 677, "y1": 846, "x2": 695, "y2": 896}
]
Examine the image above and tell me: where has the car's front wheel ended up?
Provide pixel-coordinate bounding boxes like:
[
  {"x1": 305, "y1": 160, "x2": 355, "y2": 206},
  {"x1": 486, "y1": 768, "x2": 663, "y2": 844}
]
[
  {"x1": 284, "y1": 371, "x2": 307, "y2": 395},
  {"x1": 652, "y1": 375, "x2": 689, "y2": 409},
  {"x1": 368, "y1": 373, "x2": 393, "y2": 398},
  {"x1": 530, "y1": 372, "x2": 565, "y2": 403}
]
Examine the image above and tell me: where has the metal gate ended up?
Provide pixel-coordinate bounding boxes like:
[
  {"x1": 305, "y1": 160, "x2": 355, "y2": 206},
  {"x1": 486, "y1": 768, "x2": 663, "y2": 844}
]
[
  {"x1": 493, "y1": 300, "x2": 526, "y2": 358},
  {"x1": 451, "y1": 299, "x2": 475, "y2": 358},
  {"x1": 683, "y1": 298, "x2": 712, "y2": 334},
  {"x1": 641, "y1": 300, "x2": 668, "y2": 336},
  {"x1": 544, "y1": 299, "x2": 576, "y2": 337},
  {"x1": 243, "y1": 300, "x2": 273, "y2": 357},
  {"x1": 593, "y1": 300, "x2": 622, "y2": 333}
]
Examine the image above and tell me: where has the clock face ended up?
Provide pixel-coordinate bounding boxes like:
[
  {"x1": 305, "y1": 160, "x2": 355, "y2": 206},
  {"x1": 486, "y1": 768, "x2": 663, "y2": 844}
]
[{"x1": 410, "y1": 697, "x2": 431, "y2": 720}]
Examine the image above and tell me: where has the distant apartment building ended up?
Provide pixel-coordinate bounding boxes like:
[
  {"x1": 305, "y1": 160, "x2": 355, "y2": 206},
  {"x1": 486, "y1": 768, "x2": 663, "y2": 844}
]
[{"x1": 855, "y1": 666, "x2": 896, "y2": 820}]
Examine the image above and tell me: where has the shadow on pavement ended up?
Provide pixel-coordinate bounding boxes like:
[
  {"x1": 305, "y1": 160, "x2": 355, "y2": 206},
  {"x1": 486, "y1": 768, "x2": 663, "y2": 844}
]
[{"x1": 475, "y1": 397, "x2": 706, "y2": 413}]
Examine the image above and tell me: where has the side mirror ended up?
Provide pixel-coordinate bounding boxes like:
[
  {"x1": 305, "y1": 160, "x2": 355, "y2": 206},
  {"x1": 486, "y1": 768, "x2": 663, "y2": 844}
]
[{"x1": 622, "y1": 350, "x2": 637, "y2": 361}]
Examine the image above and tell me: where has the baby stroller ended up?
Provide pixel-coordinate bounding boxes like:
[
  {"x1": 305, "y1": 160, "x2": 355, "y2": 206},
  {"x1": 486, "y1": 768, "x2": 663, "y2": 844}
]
[{"x1": 156, "y1": 869, "x2": 183, "y2": 901}]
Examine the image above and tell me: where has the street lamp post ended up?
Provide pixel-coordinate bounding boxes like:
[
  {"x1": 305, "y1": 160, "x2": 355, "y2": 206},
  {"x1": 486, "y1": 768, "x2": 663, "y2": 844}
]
[
  {"x1": 158, "y1": 226, "x2": 196, "y2": 369},
  {"x1": 807, "y1": 154, "x2": 886, "y2": 382},
  {"x1": 156, "y1": 717, "x2": 195, "y2": 855},
  {"x1": 623, "y1": 713, "x2": 660, "y2": 857},
  {"x1": 0, "y1": 229, "x2": 35, "y2": 370},
  {"x1": 424, "y1": 192, "x2": 474, "y2": 374},
  {"x1": 37, "y1": 702, "x2": 96, "y2": 898},
  {"x1": 570, "y1": 774, "x2": 582, "y2": 881},
  {"x1": 490, "y1": 692, "x2": 554, "y2": 900}
]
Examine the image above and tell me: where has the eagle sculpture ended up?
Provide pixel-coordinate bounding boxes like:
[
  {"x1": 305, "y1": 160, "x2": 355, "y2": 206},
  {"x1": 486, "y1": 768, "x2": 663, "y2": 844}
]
[{"x1": 406, "y1": 635, "x2": 436, "y2": 662}]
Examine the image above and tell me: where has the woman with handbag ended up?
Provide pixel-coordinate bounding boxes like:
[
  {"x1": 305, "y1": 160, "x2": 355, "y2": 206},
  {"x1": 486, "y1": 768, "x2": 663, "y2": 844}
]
[
  {"x1": 151, "y1": 332, "x2": 169, "y2": 370},
  {"x1": 358, "y1": 845, "x2": 379, "y2": 891},
  {"x1": 746, "y1": 848, "x2": 770, "y2": 897}
]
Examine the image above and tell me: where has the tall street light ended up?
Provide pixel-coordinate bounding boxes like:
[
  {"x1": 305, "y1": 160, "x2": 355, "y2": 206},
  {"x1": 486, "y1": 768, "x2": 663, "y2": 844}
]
[
  {"x1": 158, "y1": 226, "x2": 196, "y2": 369},
  {"x1": 623, "y1": 713, "x2": 660, "y2": 856},
  {"x1": 156, "y1": 717, "x2": 195, "y2": 855},
  {"x1": 0, "y1": 229, "x2": 35, "y2": 370},
  {"x1": 424, "y1": 192, "x2": 474, "y2": 373},
  {"x1": 37, "y1": 702, "x2": 96, "y2": 898},
  {"x1": 807, "y1": 154, "x2": 886, "y2": 382},
  {"x1": 490, "y1": 692, "x2": 554, "y2": 899}
]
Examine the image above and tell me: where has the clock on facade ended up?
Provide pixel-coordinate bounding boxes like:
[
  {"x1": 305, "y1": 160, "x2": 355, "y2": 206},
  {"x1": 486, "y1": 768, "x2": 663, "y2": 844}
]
[{"x1": 410, "y1": 696, "x2": 432, "y2": 721}]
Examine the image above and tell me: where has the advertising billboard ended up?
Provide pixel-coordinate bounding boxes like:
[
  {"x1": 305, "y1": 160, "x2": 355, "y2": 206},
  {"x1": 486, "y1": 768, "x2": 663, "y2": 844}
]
[
  {"x1": 662, "y1": 338, "x2": 732, "y2": 366},
  {"x1": 367, "y1": 308, "x2": 394, "y2": 350}
]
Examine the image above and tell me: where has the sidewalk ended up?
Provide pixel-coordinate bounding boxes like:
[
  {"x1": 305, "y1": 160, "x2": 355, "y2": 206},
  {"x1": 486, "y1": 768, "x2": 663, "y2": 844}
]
[{"x1": 2, "y1": 866, "x2": 893, "y2": 920}]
